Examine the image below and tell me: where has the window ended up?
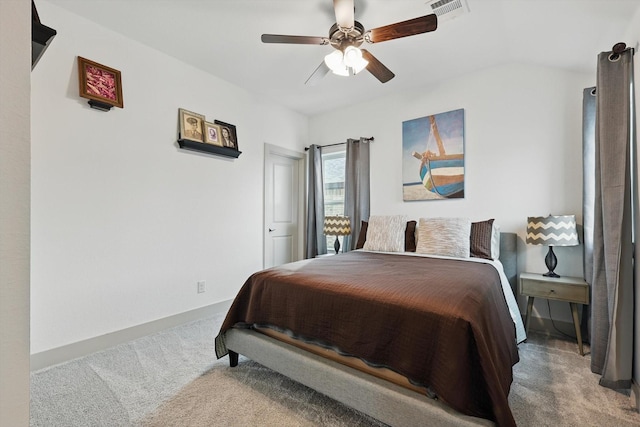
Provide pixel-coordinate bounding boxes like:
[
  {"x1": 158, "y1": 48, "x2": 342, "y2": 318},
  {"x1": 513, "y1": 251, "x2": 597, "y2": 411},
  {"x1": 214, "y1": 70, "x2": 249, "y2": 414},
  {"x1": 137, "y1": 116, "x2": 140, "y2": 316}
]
[{"x1": 322, "y1": 147, "x2": 346, "y2": 250}]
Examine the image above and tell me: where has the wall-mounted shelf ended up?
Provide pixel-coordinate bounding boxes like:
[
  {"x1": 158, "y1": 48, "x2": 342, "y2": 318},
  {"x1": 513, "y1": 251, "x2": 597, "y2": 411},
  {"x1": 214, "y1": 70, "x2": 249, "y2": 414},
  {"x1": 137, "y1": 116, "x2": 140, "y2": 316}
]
[
  {"x1": 178, "y1": 139, "x2": 242, "y2": 158},
  {"x1": 32, "y1": 1, "x2": 57, "y2": 70}
]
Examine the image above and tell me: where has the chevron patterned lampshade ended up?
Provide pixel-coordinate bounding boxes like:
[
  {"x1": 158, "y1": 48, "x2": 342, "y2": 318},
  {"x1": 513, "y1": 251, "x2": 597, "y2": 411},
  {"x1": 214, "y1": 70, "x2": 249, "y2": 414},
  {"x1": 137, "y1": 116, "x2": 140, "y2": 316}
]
[
  {"x1": 526, "y1": 215, "x2": 579, "y2": 278},
  {"x1": 323, "y1": 216, "x2": 351, "y2": 254}
]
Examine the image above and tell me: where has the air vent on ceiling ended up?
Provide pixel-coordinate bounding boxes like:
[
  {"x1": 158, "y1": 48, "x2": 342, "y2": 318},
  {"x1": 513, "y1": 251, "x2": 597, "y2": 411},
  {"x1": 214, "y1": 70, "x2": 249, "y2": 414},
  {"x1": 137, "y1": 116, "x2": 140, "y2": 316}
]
[{"x1": 426, "y1": 0, "x2": 470, "y2": 22}]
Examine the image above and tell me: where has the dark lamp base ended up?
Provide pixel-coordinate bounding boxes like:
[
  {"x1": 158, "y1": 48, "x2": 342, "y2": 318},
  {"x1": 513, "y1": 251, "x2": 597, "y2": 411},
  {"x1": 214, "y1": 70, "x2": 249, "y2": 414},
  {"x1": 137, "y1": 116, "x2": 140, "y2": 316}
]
[
  {"x1": 334, "y1": 236, "x2": 341, "y2": 254},
  {"x1": 543, "y1": 246, "x2": 560, "y2": 278}
]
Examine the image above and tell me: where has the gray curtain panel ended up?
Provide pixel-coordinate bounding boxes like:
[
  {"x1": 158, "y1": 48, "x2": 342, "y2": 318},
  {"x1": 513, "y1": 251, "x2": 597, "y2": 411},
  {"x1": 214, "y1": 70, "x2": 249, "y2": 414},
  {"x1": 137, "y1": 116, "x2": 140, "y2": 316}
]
[
  {"x1": 582, "y1": 86, "x2": 596, "y2": 341},
  {"x1": 305, "y1": 145, "x2": 326, "y2": 258},
  {"x1": 343, "y1": 138, "x2": 371, "y2": 251},
  {"x1": 589, "y1": 48, "x2": 635, "y2": 390}
]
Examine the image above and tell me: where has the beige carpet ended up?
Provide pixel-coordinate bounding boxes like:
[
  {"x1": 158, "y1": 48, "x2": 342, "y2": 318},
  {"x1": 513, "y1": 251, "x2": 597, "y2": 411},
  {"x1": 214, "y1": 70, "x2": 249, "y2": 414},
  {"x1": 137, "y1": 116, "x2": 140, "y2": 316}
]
[{"x1": 142, "y1": 334, "x2": 640, "y2": 427}]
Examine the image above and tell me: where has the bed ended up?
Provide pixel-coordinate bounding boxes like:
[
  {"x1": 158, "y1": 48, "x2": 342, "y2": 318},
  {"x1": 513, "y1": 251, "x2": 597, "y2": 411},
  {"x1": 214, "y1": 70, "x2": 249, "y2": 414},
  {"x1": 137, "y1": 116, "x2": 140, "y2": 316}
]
[{"x1": 215, "y1": 217, "x2": 524, "y2": 427}]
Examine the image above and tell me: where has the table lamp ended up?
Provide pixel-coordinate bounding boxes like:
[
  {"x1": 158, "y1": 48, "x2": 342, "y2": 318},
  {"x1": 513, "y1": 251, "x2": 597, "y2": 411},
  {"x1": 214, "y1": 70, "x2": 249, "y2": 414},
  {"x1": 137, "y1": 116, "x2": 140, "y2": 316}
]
[
  {"x1": 323, "y1": 216, "x2": 351, "y2": 254},
  {"x1": 526, "y1": 215, "x2": 579, "y2": 278}
]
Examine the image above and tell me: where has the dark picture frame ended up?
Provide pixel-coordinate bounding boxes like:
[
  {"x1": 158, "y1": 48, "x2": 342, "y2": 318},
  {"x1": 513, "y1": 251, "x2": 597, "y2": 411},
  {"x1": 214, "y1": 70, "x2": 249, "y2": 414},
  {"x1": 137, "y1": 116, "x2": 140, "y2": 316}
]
[
  {"x1": 214, "y1": 120, "x2": 238, "y2": 150},
  {"x1": 203, "y1": 121, "x2": 223, "y2": 146},
  {"x1": 77, "y1": 56, "x2": 123, "y2": 109},
  {"x1": 178, "y1": 108, "x2": 205, "y2": 143}
]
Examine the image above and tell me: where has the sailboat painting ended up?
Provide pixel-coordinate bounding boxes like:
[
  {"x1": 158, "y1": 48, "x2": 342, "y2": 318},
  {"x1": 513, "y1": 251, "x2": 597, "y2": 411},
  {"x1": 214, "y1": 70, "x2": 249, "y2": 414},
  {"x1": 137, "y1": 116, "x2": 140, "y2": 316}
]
[{"x1": 402, "y1": 109, "x2": 465, "y2": 201}]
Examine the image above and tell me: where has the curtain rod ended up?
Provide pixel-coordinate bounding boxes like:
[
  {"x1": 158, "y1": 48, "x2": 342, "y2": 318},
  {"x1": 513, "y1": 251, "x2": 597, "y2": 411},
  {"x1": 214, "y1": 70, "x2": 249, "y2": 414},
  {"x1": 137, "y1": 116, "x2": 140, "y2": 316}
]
[{"x1": 304, "y1": 137, "x2": 374, "y2": 151}]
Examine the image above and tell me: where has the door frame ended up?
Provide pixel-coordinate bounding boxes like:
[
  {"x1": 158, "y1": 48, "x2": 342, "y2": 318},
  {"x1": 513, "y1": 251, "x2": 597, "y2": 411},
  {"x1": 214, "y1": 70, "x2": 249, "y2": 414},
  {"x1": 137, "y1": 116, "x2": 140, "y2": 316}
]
[{"x1": 263, "y1": 143, "x2": 305, "y2": 268}]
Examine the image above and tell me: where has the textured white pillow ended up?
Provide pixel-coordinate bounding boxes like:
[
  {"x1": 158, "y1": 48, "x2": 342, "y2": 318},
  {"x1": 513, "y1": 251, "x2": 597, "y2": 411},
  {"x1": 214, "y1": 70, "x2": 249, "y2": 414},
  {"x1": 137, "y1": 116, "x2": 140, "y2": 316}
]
[
  {"x1": 363, "y1": 215, "x2": 408, "y2": 252},
  {"x1": 491, "y1": 224, "x2": 501, "y2": 260},
  {"x1": 416, "y1": 217, "x2": 471, "y2": 258}
]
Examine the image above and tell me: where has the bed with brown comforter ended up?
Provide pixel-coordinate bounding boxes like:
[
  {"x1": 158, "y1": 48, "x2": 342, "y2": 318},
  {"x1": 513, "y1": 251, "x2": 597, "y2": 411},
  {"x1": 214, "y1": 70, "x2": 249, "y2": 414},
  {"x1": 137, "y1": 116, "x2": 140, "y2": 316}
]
[{"x1": 215, "y1": 250, "x2": 520, "y2": 426}]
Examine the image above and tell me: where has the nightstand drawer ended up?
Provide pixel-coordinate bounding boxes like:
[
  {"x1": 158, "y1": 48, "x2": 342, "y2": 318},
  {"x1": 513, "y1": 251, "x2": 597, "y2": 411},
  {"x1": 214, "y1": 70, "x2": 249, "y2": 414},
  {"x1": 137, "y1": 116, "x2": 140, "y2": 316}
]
[
  {"x1": 520, "y1": 272, "x2": 589, "y2": 355},
  {"x1": 520, "y1": 277, "x2": 589, "y2": 304}
]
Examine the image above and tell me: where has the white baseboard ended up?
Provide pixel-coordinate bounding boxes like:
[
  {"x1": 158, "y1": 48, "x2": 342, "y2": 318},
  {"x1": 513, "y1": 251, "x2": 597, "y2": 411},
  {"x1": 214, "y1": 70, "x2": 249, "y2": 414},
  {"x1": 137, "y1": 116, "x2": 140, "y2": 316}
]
[{"x1": 30, "y1": 300, "x2": 232, "y2": 371}]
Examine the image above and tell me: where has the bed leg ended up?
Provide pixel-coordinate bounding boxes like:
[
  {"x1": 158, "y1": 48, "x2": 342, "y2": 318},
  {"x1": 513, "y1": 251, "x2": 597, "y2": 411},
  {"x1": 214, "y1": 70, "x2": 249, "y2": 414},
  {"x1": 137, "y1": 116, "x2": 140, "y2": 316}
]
[{"x1": 228, "y1": 350, "x2": 239, "y2": 367}]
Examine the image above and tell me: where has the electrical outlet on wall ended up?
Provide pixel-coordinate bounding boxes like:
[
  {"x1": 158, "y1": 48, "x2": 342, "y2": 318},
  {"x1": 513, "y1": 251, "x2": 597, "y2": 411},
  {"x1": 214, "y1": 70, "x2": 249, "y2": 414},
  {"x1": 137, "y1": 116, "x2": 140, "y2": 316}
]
[{"x1": 197, "y1": 281, "x2": 206, "y2": 293}]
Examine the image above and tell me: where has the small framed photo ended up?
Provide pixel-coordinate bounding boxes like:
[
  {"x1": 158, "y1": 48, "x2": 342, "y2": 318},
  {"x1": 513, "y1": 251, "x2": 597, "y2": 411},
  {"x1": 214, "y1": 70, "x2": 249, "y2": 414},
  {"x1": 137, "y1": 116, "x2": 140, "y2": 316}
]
[
  {"x1": 178, "y1": 108, "x2": 205, "y2": 143},
  {"x1": 203, "y1": 122, "x2": 223, "y2": 146},
  {"x1": 77, "y1": 56, "x2": 124, "y2": 108},
  {"x1": 214, "y1": 120, "x2": 238, "y2": 150}
]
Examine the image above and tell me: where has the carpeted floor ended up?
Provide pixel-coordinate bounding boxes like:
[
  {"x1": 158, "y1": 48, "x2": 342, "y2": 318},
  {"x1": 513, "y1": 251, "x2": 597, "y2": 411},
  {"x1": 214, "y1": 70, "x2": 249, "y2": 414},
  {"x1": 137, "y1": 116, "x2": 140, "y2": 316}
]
[{"x1": 30, "y1": 314, "x2": 640, "y2": 426}]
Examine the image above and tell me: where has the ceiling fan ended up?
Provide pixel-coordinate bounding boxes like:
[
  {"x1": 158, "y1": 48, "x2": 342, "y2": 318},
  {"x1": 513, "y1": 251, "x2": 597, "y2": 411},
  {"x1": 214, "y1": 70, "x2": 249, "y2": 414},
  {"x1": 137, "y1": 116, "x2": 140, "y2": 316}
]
[{"x1": 261, "y1": 0, "x2": 438, "y2": 85}]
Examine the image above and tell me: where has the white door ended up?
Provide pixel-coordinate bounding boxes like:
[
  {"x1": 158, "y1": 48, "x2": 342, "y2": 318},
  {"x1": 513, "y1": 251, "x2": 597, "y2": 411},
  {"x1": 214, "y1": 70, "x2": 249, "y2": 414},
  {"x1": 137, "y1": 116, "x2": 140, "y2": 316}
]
[{"x1": 264, "y1": 144, "x2": 304, "y2": 268}]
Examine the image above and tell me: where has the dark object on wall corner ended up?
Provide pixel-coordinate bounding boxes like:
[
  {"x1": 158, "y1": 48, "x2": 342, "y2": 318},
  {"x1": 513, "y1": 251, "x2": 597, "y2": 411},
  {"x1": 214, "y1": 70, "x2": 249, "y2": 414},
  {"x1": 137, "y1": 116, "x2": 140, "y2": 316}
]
[
  {"x1": 32, "y1": 1, "x2": 56, "y2": 70},
  {"x1": 177, "y1": 139, "x2": 242, "y2": 159}
]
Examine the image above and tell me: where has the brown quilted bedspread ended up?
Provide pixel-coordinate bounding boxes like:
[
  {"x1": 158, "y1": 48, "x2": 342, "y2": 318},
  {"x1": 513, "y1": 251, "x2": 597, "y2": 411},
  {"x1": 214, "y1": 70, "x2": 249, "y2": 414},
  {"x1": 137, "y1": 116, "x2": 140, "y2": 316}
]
[{"x1": 215, "y1": 251, "x2": 519, "y2": 426}]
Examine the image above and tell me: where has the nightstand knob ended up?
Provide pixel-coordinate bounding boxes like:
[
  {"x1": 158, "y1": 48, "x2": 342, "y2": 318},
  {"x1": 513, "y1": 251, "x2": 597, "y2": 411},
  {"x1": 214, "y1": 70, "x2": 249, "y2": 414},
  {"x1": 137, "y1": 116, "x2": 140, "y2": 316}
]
[{"x1": 550, "y1": 289, "x2": 556, "y2": 293}]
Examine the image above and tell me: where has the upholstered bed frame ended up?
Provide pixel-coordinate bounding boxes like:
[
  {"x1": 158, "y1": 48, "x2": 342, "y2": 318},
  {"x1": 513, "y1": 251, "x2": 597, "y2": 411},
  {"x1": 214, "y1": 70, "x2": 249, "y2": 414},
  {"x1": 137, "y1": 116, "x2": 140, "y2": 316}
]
[{"x1": 224, "y1": 232, "x2": 517, "y2": 426}]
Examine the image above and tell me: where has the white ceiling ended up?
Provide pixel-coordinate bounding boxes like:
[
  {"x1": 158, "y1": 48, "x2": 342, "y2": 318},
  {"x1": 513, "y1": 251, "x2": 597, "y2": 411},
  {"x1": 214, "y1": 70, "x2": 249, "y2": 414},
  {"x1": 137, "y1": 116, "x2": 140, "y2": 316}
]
[{"x1": 50, "y1": 0, "x2": 639, "y2": 117}]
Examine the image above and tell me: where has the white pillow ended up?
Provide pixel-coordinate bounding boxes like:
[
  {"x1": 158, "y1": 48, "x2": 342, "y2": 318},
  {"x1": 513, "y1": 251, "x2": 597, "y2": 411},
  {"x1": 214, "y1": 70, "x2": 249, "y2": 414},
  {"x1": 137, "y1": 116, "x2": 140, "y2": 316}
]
[
  {"x1": 491, "y1": 224, "x2": 501, "y2": 260},
  {"x1": 416, "y1": 217, "x2": 471, "y2": 258},
  {"x1": 363, "y1": 215, "x2": 408, "y2": 252}
]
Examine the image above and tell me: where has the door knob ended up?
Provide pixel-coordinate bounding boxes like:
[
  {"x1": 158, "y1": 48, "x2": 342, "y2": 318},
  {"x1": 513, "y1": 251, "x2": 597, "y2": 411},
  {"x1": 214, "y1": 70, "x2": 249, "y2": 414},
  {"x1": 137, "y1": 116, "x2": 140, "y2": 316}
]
[{"x1": 268, "y1": 228, "x2": 276, "y2": 232}]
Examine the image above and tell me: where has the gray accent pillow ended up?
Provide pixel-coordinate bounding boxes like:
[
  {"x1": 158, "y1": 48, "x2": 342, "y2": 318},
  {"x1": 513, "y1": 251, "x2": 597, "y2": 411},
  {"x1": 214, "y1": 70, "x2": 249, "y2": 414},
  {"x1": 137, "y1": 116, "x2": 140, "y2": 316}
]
[
  {"x1": 416, "y1": 217, "x2": 471, "y2": 258},
  {"x1": 362, "y1": 215, "x2": 408, "y2": 252}
]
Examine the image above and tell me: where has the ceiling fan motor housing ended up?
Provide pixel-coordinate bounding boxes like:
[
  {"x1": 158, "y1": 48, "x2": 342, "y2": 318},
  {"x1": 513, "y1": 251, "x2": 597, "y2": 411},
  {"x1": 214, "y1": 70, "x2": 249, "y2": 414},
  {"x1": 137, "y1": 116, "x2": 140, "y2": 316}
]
[{"x1": 329, "y1": 21, "x2": 365, "y2": 50}]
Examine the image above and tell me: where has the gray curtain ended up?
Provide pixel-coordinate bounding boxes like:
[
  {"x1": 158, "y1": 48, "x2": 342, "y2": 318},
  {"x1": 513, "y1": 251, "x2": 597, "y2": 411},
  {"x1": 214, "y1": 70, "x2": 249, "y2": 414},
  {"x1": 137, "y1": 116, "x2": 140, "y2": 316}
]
[
  {"x1": 305, "y1": 145, "x2": 326, "y2": 258},
  {"x1": 343, "y1": 138, "x2": 370, "y2": 251},
  {"x1": 588, "y1": 48, "x2": 635, "y2": 390}
]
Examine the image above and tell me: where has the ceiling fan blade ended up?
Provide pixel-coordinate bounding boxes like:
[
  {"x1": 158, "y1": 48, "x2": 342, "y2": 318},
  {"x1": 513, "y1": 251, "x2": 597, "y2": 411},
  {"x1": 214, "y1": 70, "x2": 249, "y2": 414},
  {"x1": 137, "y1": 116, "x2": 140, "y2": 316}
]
[
  {"x1": 305, "y1": 61, "x2": 331, "y2": 86},
  {"x1": 361, "y1": 49, "x2": 395, "y2": 83},
  {"x1": 368, "y1": 14, "x2": 437, "y2": 43},
  {"x1": 333, "y1": 0, "x2": 354, "y2": 29},
  {"x1": 261, "y1": 34, "x2": 329, "y2": 45}
]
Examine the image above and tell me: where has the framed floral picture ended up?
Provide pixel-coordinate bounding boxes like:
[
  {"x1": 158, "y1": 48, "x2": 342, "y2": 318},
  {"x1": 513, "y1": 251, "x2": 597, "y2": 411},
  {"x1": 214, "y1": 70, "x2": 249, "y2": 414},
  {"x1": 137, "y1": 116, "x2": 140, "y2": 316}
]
[
  {"x1": 214, "y1": 120, "x2": 238, "y2": 150},
  {"x1": 77, "y1": 56, "x2": 123, "y2": 109},
  {"x1": 178, "y1": 108, "x2": 205, "y2": 143},
  {"x1": 203, "y1": 122, "x2": 223, "y2": 146}
]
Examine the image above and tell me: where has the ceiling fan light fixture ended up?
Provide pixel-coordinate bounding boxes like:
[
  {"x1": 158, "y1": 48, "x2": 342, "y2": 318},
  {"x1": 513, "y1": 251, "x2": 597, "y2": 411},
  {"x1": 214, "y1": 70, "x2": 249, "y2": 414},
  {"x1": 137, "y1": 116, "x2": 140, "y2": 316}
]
[
  {"x1": 332, "y1": 66, "x2": 350, "y2": 77},
  {"x1": 343, "y1": 46, "x2": 368, "y2": 74},
  {"x1": 342, "y1": 46, "x2": 362, "y2": 68},
  {"x1": 324, "y1": 50, "x2": 349, "y2": 76},
  {"x1": 325, "y1": 46, "x2": 368, "y2": 76},
  {"x1": 351, "y1": 57, "x2": 369, "y2": 74}
]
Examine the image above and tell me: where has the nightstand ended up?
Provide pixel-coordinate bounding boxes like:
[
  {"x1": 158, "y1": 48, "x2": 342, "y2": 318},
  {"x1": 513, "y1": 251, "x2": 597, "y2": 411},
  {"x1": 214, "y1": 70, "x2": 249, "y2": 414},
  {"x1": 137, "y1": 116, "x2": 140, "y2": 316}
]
[{"x1": 519, "y1": 272, "x2": 589, "y2": 355}]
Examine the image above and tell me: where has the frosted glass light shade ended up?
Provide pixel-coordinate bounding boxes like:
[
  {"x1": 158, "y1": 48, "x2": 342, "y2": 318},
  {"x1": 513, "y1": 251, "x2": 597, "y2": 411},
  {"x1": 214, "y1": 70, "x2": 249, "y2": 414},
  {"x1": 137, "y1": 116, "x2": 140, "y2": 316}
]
[
  {"x1": 324, "y1": 48, "x2": 366, "y2": 76},
  {"x1": 324, "y1": 51, "x2": 344, "y2": 71}
]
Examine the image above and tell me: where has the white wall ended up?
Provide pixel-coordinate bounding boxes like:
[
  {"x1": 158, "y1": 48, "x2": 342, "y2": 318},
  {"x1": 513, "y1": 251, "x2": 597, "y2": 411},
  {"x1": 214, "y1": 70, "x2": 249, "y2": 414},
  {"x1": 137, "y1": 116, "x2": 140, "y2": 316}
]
[
  {"x1": 30, "y1": 1, "x2": 308, "y2": 354},
  {"x1": 310, "y1": 63, "x2": 592, "y2": 323},
  {"x1": 0, "y1": 0, "x2": 30, "y2": 424},
  {"x1": 30, "y1": 1, "x2": 636, "y2": 356}
]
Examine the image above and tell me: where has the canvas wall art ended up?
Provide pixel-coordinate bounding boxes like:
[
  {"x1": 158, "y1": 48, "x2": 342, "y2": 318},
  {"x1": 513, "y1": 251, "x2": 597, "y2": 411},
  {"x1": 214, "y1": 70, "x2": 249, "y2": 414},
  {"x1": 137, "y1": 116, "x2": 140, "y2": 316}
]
[{"x1": 402, "y1": 108, "x2": 465, "y2": 201}]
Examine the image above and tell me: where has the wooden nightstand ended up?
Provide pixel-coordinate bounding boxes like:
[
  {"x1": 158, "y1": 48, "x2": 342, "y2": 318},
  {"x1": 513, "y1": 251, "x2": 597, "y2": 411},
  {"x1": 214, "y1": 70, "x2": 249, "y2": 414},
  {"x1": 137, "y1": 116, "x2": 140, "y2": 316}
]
[{"x1": 519, "y1": 272, "x2": 589, "y2": 355}]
